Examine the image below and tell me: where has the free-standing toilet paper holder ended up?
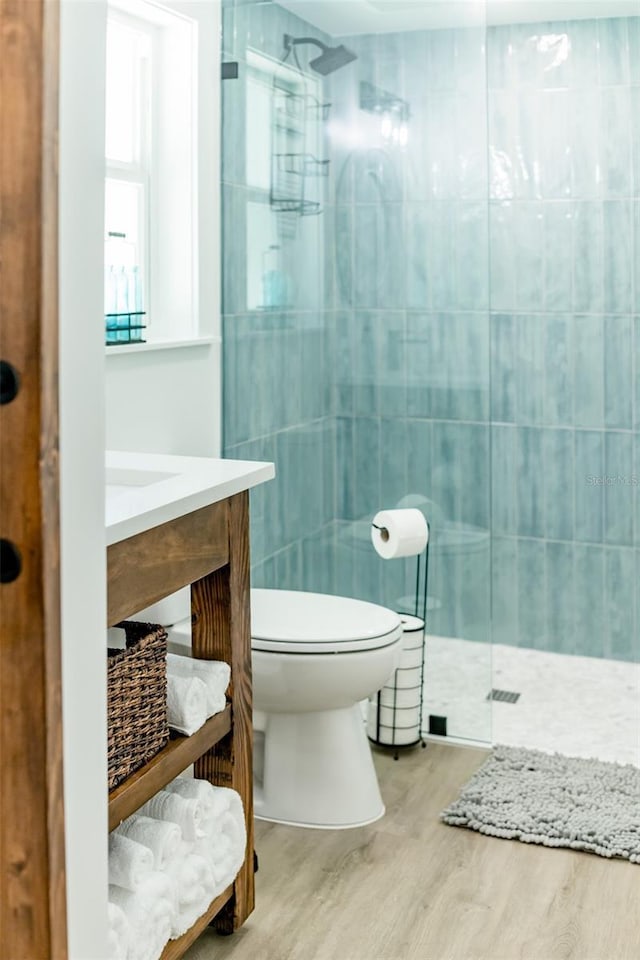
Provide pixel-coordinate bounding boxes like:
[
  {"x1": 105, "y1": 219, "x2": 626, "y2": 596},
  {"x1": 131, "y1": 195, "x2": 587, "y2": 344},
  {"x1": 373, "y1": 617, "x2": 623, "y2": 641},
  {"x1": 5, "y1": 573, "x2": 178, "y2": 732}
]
[{"x1": 367, "y1": 519, "x2": 430, "y2": 759}]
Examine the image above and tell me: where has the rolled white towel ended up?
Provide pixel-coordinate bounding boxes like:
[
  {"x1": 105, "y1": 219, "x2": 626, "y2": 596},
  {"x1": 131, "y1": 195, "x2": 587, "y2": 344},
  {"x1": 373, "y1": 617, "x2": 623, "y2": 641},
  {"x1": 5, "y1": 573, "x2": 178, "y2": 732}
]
[
  {"x1": 194, "y1": 787, "x2": 246, "y2": 895},
  {"x1": 212, "y1": 808, "x2": 246, "y2": 885},
  {"x1": 163, "y1": 776, "x2": 223, "y2": 834},
  {"x1": 109, "y1": 872, "x2": 175, "y2": 960},
  {"x1": 167, "y1": 852, "x2": 215, "y2": 939},
  {"x1": 107, "y1": 901, "x2": 130, "y2": 960},
  {"x1": 108, "y1": 833, "x2": 154, "y2": 892},
  {"x1": 114, "y1": 815, "x2": 181, "y2": 872},
  {"x1": 167, "y1": 841, "x2": 200, "y2": 905},
  {"x1": 139, "y1": 790, "x2": 203, "y2": 841},
  {"x1": 167, "y1": 653, "x2": 230, "y2": 717},
  {"x1": 166, "y1": 673, "x2": 208, "y2": 736}
]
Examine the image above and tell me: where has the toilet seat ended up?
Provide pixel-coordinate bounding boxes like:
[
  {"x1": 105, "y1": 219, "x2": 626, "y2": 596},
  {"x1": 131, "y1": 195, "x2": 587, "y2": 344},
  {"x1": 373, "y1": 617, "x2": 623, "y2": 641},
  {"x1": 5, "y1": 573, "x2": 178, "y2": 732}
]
[{"x1": 251, "y1": 589, "x2": 403, "y2": 654}]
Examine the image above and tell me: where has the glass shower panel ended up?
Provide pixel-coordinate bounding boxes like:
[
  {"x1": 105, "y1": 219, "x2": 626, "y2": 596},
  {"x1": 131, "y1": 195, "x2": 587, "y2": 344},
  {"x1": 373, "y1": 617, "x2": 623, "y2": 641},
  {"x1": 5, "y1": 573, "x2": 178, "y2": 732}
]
[
  {"x1": 487, "y1": 11, "x2": 640, "y2": 764},
  {"x1": 327, "y1": 10, "x2": 492, "y2": 744},
  {"x1": 221, "y1": 0, "x2": 493, "y2": 745},
  {"x1": 221, "y1": 0, "x2": 335, "y2": 595}
]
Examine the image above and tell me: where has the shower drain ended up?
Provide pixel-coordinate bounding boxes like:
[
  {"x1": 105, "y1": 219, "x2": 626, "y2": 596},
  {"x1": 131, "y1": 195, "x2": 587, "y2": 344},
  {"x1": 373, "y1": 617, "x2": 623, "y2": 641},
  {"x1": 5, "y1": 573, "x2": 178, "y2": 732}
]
[{"x1": 487, "y1": 688, "x2": 521, "y2": 704}]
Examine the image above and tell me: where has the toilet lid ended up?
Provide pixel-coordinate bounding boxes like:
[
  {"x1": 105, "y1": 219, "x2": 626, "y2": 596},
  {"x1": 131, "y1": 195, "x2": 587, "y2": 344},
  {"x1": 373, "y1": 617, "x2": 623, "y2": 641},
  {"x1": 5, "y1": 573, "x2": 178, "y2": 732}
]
[{"x1": 251, "y1": 589, "x2": 403, "y2": 654}]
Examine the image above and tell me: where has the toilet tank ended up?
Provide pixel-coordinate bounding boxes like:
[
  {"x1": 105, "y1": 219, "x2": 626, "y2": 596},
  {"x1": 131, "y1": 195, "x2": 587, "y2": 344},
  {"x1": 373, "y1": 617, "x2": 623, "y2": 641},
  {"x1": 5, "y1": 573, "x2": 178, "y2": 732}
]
[{"x1": 135, "y1": 586, "x2": 190, "y2": 626}]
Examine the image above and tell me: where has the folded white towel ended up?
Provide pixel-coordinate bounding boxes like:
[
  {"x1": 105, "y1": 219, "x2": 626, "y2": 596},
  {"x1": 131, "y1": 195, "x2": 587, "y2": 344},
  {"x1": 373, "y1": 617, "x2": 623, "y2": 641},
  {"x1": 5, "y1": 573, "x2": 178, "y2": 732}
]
[
  {"x1": 167, "y1": 852, "x2": 215, "y2": 939},
  {"x1": 107, "y1": 901, "x2": 130, "y2": 960},
  {"x1": 108, "y1": 833, "x2": 154, "y2": 892},
  {"x1": 139, "y1": 790, "x2": 203, "y2": 842},
  {"x1": 194, "y1": 786, "x2": 246, "y2": 896},
  {"x1": 109, "y1": 872, "x2": 175, "y2": 960},
  {"x1": 114, "y1": 815, "x2": 181, "y2": 872},
  {"x1": 166, "y1": 673, "x2": 208, "y2": 736},
  {"x1": 166, "y1": 653, "x2": 230, "y2": 717}
]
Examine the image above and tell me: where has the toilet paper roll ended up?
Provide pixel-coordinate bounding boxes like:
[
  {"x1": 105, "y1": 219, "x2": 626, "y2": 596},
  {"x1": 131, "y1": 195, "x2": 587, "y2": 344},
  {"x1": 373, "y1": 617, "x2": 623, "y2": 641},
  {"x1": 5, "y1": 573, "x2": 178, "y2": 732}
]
[
  {"x1": 376, "y1": 704, "x2": 421, "y2": 729},
  {"x1": 394, "y1": 664, "x2": 423, "y2": 689},
  {"x1": 398, "y1": 645, "x2": 424, "y2": 670},
  {"x1": 371, "y1": 509, "x2": 429, "y2": 560},
  {"x1": 367, "y1": 702, "x2": 421, "y2": 746},
  {"x1": 378, "y1": 686, "x2": 421, "y2": 709}
]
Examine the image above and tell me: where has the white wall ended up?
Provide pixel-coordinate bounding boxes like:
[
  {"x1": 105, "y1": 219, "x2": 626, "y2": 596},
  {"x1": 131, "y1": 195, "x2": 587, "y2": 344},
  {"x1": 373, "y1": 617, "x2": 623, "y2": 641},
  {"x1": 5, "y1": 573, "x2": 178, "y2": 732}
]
[
  {"x1": 56, "y1": 2, "x2": 632, "y2": 950},
  {"x1": 105, "y1": 0, "x2": 222, "y2": 458},
  {"x1": 60, "y1": 1, "x2": 221, "y2": 955},
  {"x1": 105, "y1": 341, "x2": 221, "y2": 456},
  {"x1": 59, "y1": 1, "x2": 109, "y2": 957}
]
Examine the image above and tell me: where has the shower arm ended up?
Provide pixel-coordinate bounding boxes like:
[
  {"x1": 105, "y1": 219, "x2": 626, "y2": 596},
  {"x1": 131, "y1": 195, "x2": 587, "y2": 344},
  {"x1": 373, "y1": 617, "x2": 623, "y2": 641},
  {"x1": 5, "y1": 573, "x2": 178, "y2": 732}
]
[{"x1": 283, "y1": 34, "x2": 326, "y2": 57}]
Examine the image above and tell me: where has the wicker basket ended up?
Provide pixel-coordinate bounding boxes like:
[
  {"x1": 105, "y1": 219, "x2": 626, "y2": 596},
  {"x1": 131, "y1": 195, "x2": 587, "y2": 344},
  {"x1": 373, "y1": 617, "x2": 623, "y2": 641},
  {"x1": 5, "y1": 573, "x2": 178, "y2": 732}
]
[{"x1": 107, "y1": 620, "x2": 169, "y2": 790}]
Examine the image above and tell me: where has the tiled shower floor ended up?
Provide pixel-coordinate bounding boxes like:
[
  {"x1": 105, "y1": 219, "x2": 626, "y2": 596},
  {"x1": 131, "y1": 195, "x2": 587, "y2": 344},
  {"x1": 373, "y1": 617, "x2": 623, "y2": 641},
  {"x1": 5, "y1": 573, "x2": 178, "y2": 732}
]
[{"x1": 423, "y1": 637, "x2": 640, "y2": 767}]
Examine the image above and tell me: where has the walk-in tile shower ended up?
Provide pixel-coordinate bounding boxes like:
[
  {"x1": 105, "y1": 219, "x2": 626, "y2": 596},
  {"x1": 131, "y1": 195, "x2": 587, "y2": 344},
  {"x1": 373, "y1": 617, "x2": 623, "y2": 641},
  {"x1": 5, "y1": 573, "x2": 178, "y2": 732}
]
[{"x1": 221, "y1": 0, "x2": 639, "y2": 762}]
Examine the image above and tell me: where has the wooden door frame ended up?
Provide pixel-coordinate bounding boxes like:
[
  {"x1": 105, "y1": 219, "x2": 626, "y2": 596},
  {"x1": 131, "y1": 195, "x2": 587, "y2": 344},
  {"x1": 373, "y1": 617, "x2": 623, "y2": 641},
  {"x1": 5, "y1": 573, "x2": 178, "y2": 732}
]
[{"x1": 0, "y1": 1, "x2": 67, "y2": 956}]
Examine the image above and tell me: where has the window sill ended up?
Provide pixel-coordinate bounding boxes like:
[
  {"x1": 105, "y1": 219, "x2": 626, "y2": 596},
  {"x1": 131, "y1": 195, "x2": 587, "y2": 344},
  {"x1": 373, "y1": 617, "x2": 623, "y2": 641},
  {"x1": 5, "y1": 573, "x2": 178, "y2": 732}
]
[{"x1": 105, "y1": 336, "x2": 219, "y2": 356}]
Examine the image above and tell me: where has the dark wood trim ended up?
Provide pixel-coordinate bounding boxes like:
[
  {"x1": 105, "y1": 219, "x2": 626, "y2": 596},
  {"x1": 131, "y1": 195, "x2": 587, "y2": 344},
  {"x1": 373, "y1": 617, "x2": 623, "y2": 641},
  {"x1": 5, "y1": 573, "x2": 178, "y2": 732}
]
[
  {"x1": 108, "y1": 707, "x2": 232, "y2": 831},
  {"x1": 159, "y1": 885, "x2": 234, "y2": 959},
  {"x1": 0, "y1": 0, "x2": 66, "y2": 956},
  {"x1": 107, "y1": 501, "x2": 228, "y2": 626},
  {"x1": 192, "y1": 491, "x2": 254, "y2": 932}
]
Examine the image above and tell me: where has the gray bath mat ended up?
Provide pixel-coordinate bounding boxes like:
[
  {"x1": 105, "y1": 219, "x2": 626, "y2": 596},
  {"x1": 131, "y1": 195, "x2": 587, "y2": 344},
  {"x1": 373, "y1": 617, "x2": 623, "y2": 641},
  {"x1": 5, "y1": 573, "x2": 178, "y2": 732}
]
[{"x1": 441, "y1": 744, "x2": 640, "y2": 863}]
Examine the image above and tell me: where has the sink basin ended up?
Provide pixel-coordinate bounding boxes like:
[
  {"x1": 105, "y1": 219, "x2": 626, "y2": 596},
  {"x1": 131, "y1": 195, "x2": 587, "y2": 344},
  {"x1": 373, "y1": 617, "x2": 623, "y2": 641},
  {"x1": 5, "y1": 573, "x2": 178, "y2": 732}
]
[
  {"x1": 106, "y1": 450, "x2": 275, "y2": 546},
  {"x1": 106, "y1": 466, "x2": 179, "y2": 500},
  {"x1": 106, "y1": 465, "x2": 179, "y2": 489}
]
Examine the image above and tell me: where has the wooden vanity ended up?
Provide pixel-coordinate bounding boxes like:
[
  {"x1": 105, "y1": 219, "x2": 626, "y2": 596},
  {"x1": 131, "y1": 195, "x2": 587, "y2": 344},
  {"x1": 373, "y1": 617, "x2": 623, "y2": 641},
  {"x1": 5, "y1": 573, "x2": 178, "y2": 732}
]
[{"x1": 106, "y1": 455, "x2": 273, "y2": 957}]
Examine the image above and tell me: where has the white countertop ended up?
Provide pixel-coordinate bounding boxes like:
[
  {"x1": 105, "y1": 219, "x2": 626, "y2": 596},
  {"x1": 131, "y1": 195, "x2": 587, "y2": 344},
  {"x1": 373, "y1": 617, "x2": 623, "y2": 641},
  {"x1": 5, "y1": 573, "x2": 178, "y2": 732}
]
[{"x1": 106, "y1": 450, "x2": 275, "y2": 546}]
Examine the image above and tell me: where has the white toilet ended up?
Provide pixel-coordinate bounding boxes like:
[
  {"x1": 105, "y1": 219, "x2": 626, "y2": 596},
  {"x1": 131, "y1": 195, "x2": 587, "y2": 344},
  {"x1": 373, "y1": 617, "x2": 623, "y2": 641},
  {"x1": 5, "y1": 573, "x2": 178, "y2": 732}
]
[
  {"x1": 251, "y1": 589, "x2": 404, "y2": 829},
  {"x1": 143, "y1": 586, "x2": 404, "y2": 829}
]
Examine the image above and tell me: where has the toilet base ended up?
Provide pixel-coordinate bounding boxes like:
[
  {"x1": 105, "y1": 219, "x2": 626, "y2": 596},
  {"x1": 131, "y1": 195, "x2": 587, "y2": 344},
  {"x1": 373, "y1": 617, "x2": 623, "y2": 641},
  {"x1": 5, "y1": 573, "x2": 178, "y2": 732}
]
[
  {"x1": 254, "y1": 810, "x2": 384, "y2": 830},
  {"x1": 254, "y1": 705, "x2": 386, "y2": 829}
]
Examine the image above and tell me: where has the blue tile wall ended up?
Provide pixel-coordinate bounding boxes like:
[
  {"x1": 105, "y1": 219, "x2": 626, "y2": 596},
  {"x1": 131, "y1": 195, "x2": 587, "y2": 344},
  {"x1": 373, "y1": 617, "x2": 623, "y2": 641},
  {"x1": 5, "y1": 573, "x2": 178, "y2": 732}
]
[
  {"x1": 516, "y1": 427, "x2": 545, "y2": 537},
  {"x1": 574, "y1": 430, "x2": 605, "y2": 543},
  {"x1": 486, "y1": 16, "x2": 640, "y2": 661},
  {"x1": 574, "y1": 543, "x2": 605, "y2": 648},
  {"x1": 221, "y1": 1, "x2": 338, "y2": 582},
  {"x1": 405, "y1": 418, "x2": 433, "y2": 497},
  {"x1": 636, "y1": 317, "x2": 640, "y2": 429},
  {"x1": 634, "y1": 434, "x2": 640, "y2": 545},
  {"x1": 603, "y1": 316, "x2": 634, "y2": 430},
  {"x1": 517, "y1": 538, "x2": 547, "y2": 650},
  {"x1": 545, "y1": 541, "x2": 576, "y2": 656},
  {"x1": 543, "y1": 205, "x2": 573, "y2": 312},
  {"x1": 604, "y1": 547, "x2": 636, "y2": 661},
  {"x1": 491, "y1": 537, "x2": 518, "y2": 645},
  {"x1": 331, "y1": 14, "x2": 491, "y2": 631},
  {"x1": 599, "y1": 18, "x2": 631, "y2": 86},
  {"x1": 491, "y1": 425, "x2": 517, "y2": 535},
  {"x1": 543, "y1": 429, "x2": 574, "y2": 542},
  {"x1": 221, "y1": 6, "x2": 639, "y2": 661},
  {"x1": 544, "y1": 314, "x2": 573, "y2": 425}
]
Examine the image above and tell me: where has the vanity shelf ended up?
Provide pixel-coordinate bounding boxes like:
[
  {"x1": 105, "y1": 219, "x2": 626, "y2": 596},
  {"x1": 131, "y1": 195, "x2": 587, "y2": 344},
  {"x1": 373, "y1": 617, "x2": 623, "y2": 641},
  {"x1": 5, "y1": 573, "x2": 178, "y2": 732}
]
[
  {"x1": 159, "y1": 885, "x2": 234, "y2": 960},
  {"x1": 107, "y1": 487, "x2": 257, "y2": 949},
  {"x1": 108, "y1": 707, "x2": 232, "y2": 831}
]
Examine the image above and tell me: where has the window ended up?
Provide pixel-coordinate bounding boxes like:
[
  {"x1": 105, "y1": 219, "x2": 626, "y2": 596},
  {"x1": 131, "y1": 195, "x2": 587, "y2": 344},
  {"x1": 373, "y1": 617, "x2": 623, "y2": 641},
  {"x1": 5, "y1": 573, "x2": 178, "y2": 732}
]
[
  {"x1": 104, "y1": 0, "x2": 202, "y2": 349},
  {"x1": 105, "y1": 12, "x2": 153, "y2": 344}
]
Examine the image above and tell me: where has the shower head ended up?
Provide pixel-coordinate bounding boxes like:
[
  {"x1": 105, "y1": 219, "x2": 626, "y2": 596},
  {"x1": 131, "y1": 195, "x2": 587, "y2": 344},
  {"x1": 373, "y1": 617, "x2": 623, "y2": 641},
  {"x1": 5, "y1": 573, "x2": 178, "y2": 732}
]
[
  {"x1": 309, "y1": 43, "x2": 357, "y2": 76},
  {"x1": 283, "y1": 34, "x2": 358, "y2": 75}
]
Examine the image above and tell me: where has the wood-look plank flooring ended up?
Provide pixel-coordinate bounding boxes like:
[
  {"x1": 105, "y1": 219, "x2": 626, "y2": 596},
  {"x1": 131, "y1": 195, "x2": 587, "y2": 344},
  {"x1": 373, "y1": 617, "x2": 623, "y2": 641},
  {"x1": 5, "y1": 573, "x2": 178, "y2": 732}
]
[{"x1": 185, "y1": 743, "x2": 640, "y2": 960}]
